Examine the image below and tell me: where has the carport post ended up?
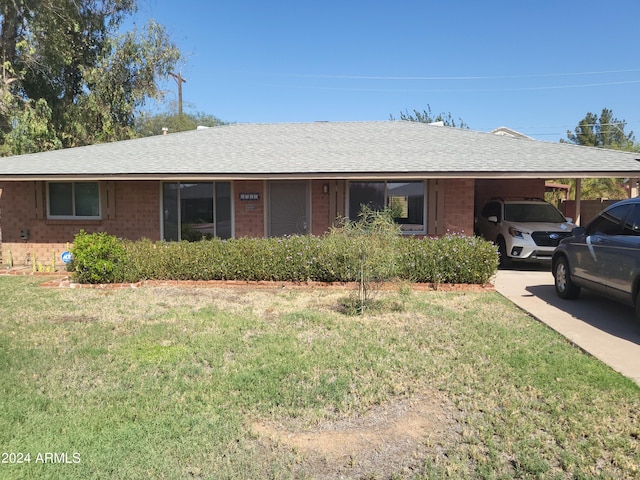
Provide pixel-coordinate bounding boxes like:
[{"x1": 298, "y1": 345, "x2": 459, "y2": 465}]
[{"x1": 575, "y1": 178, "x2": 582, "y2": 225}]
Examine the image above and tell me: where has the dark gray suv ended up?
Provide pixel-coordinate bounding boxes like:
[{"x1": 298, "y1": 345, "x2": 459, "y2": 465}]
[{"x1": 552, "y1": 197, "x2": 640, "y2": 319}]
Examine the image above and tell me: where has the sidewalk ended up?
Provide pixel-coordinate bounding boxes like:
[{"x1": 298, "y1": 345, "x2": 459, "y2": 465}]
[{"x1": 494, "y1": 268, "x2": 640, "y2": 386}]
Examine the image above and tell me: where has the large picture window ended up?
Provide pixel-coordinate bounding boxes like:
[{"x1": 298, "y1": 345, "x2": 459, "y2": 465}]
[
  {"x1": 162, "y1": 182, "x2": 232, "y2": 241},
  {"x1": 47, "y1": 182, "x2": 101, "y2": 218},
  {"x1": 349, "y1": 180, "x2": 425, "y2": 233}
]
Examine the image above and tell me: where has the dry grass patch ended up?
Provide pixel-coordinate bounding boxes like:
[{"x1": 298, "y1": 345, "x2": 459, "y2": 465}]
[
  {"x1": 253, "y1": 389, "x2": 460, "y2": 480},
  {"x1": 1, "y1": 276, "x2": 638, "y2": 479}
]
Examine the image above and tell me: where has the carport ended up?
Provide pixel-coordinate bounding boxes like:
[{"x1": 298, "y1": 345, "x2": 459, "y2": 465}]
[
  {"x1": 481, "y1": 127, "x2": 640, "y2": 225},
  {"x1": 476, "y1": 174, "x2": 640, "y2": 228}
]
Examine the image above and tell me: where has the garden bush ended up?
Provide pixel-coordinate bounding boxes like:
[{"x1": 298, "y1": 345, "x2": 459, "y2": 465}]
[
  {"x1": 68, "y1": 230, "x2": 126, "y2": 284},
  {"x1": 397, "y1": 234, "x2": 499, "y2": 285}
]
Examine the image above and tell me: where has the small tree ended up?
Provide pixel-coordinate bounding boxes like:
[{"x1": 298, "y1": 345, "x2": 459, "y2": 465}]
[{"x1": 331, "y1": 206, "x2": 401, "y2": 314}]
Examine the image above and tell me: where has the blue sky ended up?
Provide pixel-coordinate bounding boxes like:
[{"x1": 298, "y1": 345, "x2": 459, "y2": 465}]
[{"x1": 132, "y1": 1, "x2": 640, "y2": 141}]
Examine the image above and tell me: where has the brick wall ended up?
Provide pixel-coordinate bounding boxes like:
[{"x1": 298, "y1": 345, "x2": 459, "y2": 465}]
[
  {"x1": 441, "y1": 178, "x2": 475, "y2": 235},
  {"x1": 234, "y1": 180, "x2": 265, "y2": 237},
  {"x1": 107, "y1": 181, "x2": 160, "y2": 240},
  {"x1": 0, "y1": 181, "x2": 160, "y2": 266},
  {"x1": 311, "y1": 180, "x2": 331, "y2": 235}
]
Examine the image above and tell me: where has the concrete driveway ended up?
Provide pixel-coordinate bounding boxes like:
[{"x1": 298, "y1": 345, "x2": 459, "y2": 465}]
[{"x1": 494, "y1": 266, "x2": 640, "y2": 386}]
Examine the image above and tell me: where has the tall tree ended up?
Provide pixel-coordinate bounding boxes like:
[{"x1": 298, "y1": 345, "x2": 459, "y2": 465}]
[
  {"x1": 562, "y1": 108, "x2": 635, "y2": 151},
  {"x1": 0, "y1": 98, "x2": 62, "y2": 156},
  {"x1": 390, "y1": 105, "x2": 469, "y2": 128},
  {"x1": 0, "y1": 0, "x2": 180, "y2": 154},
  {"x1": 554, "y1": 108, "x2": 636, "y2": 200},
  {"x1": 66, "y1": 20, "x2": 181, "y2": 146}
]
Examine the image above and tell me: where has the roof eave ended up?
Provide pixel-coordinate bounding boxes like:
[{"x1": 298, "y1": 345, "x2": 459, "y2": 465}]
[{"x1": 2, "y1": 171, "x2": 640, "y2": 182}]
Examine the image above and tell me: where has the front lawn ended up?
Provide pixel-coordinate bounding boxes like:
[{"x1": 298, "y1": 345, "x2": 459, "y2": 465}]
[{"x1": 0, "y1": 276, "x2": 638, "y2": 479}]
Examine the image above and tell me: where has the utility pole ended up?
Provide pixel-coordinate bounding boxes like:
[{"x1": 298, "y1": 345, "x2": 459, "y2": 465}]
[{"x1": 169, "y1": 72, "x2": 187, "y2": 115}]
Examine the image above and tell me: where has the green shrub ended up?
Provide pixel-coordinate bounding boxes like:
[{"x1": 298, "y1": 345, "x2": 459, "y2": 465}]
[
  {"x1": 314, "y1": 232, "x2": 359, "y2": 282},
  {"x1": 261, "y1": 235, "x2": 323, "y2": 282},
  {"x1": 70, "y1": 229, "x2": 498, "y2": 285},
  {"x1": 69, "y1": 230, "x2": 126, "y2": 284},
  {"x1": 398, "y1": 234, "x2": 498, "y2": 285},
  {"x1": 115, "y1": 238, "x2": 227, "y2": 282}
]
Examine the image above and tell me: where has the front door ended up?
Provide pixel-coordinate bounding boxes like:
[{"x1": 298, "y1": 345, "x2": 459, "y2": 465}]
[{"x1": 269, "y1": 182, "x2": 309, "y2": 236}]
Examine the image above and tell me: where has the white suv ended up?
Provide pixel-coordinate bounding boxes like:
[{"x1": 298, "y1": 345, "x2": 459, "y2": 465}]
[{"x1": 475, "y1": 198, "x2": 576, "y2": 267}]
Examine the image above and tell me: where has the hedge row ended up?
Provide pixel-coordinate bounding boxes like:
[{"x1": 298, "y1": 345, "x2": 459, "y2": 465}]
[{"x1": 69, "y1": 230, "x2": 499, "y2": 285}]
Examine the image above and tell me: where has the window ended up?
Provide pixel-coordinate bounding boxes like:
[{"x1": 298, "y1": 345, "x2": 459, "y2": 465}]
[
  {"x1": 162, "y1": 182, "x2": 232, "y2": 241},
  {"x1": 47, "y1": 182, "x2": 101, "y2": 218},
  {"x1": 348, "y1": 181, "x2": 425, "y2": 233}
]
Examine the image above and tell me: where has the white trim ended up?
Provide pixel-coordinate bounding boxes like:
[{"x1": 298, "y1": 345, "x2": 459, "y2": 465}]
[
  {"x1": 229, "y1": 181, "x2": 236, "y2": 239},
  {"x1": 159, "y1": 181, "x2": 164, "y2": 241},
  {"x1": 307, "y1": 179, "x2": 312, "y2": 234},
  {"x1": 6, "y1": 171, "x2": 640, "y2": 182},
  {"x1": 263, "y1": 179, "x2": 268, "y2": 238}
]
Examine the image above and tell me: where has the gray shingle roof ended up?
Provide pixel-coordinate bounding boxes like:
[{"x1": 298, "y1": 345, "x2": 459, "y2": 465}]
[{"x1": 1, "y1": 121, "x2": 639, "y2": 180}]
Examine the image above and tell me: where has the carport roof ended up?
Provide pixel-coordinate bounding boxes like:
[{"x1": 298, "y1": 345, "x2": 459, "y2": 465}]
[{"x1": 1, "y1": 121, "x2": 639, "y2": 181}]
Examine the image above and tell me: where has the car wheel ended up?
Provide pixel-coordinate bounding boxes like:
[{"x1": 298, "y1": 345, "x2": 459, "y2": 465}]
[
  {"x1": 554, "y1": 257, "x2": 580, "y2": 299},
  {"x1": 497, "y1": 237, "x2": 512, "y2": 268}
]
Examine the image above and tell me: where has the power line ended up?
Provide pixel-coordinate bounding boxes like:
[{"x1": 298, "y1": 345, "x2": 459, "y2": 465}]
[
  {"x1": 279, "y1": 68, "x2": 640, "y2": 81},
  {"x1": 266, "y1": 79, "x2": 640, "y2": 93},
  {"x1": 513, "y1": 122, "x2": 639, "y2": 138}
]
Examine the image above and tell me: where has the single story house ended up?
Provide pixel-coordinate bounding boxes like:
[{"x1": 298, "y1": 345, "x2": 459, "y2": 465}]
[{"x1": 1, "y1": 121, "x2": 639, "y2": 266}]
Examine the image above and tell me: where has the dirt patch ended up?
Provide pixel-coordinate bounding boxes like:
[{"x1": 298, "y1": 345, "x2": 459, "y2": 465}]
[
  {"x1": 51, "y1": 314, "x2": 98, "y2": 323},
  {"x1": 252, "y1": 390, "x2": 461, "y2": 479}
]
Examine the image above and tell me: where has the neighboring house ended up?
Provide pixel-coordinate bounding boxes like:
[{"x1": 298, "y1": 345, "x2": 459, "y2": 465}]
[
  {"x1": 0, "y1": 121, "x2": 639, "y2": 266},
  {"x1": 490, "y1": 126, "x2": 534, "y2": 140}
]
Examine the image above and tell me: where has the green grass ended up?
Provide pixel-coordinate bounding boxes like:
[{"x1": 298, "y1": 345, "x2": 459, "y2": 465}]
[{"x1": 0, "y1": 276, "x2": 638, "y2": 479}]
